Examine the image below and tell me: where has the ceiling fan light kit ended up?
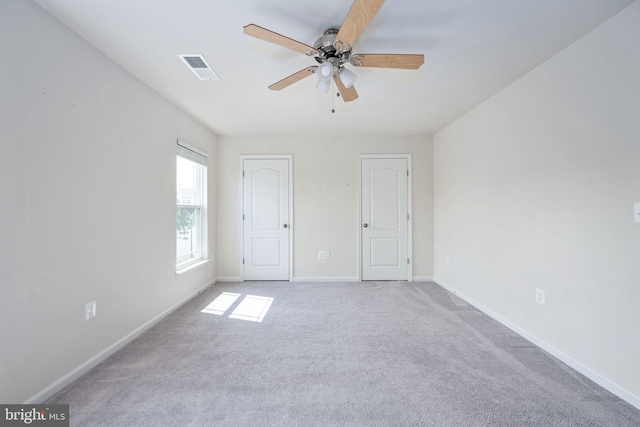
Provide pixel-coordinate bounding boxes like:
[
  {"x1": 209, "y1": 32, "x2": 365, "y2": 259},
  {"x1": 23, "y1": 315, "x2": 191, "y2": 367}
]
[{"x1": 243, "y1": 0, "x2": 424, "y2": 103}]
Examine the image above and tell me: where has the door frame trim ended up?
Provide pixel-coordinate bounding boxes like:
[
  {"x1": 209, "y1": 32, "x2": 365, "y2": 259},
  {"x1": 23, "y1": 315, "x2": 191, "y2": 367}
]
[
  {"x1": 240, "y1": 155, "x2": 294, "y2": 282},
  {"x1": 358, "y1": 154, "x2": 412, "y2": 281}
]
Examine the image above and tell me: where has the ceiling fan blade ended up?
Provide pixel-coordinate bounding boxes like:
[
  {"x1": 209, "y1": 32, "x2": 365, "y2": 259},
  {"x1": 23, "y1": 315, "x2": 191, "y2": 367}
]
[
  {"x1": 244, "y1": 24, "x2": 319, "y2": 56},
  {"x1": 269, "y1": 67, "x2": 317, "y2": 91},
  {"x1": 334, "y1": 0, "x2": 386, "y2": 52},
  {"x1": 334, "y1": 75, "x2": 359, "y2": 102},
  {"x1": 350, "y1": 54, "x2": 424, "y2": 70}
]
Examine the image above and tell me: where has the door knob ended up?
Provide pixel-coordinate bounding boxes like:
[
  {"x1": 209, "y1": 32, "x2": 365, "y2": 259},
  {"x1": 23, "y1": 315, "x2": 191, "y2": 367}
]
[
  {"x1": 283, "y1": 224, "x2": 288, "y2": 228},
  {"x1": 363, "y1": 223, "x2": 368, "y2": 228}
]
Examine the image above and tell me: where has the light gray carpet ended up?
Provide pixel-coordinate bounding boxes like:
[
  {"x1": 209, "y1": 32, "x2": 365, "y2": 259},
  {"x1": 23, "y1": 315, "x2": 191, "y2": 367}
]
[{"x1": 49, "y1": 281, "x2": 640, "y2": 426}]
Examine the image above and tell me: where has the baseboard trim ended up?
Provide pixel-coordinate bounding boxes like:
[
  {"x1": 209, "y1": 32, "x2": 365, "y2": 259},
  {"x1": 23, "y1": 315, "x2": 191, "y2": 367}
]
[
  {"x1": 216, "y1": 277, "x2": 362, "y2": 283},
  {"x1": 432, "y1": 276, "x2": 640, "y2": 411},
  {"x1": 412, "y1": 276, "x2": 434, "y2": 282},
  {"x1": 293, "y1": 277, "x2": 360, "y2": 283},
  {"x1": 25, "y1": 280, "x2": 216, "y2": 404}
]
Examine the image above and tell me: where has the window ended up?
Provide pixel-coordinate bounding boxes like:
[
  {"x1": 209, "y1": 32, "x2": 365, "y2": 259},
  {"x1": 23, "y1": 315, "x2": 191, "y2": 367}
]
[{"x1": 176, "y1": 141, "x2": 207, "y2": 271}]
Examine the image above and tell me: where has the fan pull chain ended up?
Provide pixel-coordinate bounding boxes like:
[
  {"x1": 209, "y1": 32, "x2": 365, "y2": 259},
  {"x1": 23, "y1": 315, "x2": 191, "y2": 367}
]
[{"x1": 331, "y1": 80, "x2": 336, "y2": 114}]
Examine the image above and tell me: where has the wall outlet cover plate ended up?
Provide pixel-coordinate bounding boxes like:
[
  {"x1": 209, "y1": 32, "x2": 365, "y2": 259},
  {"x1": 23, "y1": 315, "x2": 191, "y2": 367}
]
[{"x1": 85, "y1": 300, "x2": 96, "y2": 321}]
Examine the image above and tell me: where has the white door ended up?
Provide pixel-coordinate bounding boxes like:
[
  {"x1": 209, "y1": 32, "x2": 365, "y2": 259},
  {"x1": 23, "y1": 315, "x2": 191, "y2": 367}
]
[
  {"x1": 361, "y1": 158, "x2": 409, "y2": 280},
  {"x1": 243, "y1": 158, "x2": 290, "y2": 280}
]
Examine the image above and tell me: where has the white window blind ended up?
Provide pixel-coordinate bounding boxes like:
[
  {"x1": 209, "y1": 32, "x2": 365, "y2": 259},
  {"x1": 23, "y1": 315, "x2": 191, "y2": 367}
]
[{"x1": 177, "y1": 142, "x2": 207, "y2": 166}]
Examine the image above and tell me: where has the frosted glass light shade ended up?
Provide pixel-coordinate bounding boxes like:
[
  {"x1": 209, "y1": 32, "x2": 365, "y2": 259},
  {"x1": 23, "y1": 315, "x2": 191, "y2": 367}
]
[
  {"x1": 317, "y1": 62, "x2": 334, "y2": 82},
  {"x1": 339, "y1": 67, "x2": 357, "y2": 88},
  {"x1": 315, "y1": 78, "x2": 331, "y2": 93}
]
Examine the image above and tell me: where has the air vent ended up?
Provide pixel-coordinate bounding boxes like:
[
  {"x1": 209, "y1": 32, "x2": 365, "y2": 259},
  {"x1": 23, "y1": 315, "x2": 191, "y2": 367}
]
[{"x1": 178, "y1": 54, "x2": 220, "y2": 80}]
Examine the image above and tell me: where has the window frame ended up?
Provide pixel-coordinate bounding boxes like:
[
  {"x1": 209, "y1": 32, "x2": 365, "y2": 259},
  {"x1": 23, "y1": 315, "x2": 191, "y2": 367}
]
[{"x1": 176, "y1": 140, "x2": 209, "y2": 274}]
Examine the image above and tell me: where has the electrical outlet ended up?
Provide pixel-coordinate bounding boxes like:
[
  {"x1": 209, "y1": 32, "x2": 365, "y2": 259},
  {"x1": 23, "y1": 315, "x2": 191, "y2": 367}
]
[
  {"x1": 85, "y1": 300, "x2": 96, "y2": 321},
  {"x1": 535, "y1": 289, "x2": 545, "y2": 306},
  {"x1": 318, "y1": 251, "x2": 330, "y2": 260}
]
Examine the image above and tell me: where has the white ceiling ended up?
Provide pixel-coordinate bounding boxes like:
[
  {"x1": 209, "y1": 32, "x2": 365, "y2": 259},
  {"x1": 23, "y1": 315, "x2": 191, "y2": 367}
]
[{"x1": 33, "y1": 0, "x2": 635, "y2": 136}]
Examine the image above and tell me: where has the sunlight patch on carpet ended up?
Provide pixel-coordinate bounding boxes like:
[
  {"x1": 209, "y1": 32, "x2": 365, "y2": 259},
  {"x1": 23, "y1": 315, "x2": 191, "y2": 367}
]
[
  {"x1": 201, "y1": 292, "x2": 241, "y2": 315},
  {"x1": 229, "y1": 295, "x2": 274, "y2": 323}
]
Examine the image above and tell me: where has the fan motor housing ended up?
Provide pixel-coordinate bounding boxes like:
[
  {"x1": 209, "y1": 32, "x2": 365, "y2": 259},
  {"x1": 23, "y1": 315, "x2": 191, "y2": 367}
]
[{"x1": 314, "y1": 28, "x2": 350, "y2": 65}]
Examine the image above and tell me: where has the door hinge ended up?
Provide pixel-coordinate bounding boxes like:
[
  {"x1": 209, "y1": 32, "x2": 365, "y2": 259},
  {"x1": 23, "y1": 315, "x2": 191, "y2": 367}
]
[
  {"x1": 407, "y1": 213, "x2": 410, "y2": 220},
  {"x1": 407, "y1": 258, "x2": 410, "y2": 264},
  {"x1": 242, "y1": 170, "x2": 245, "y2": 177},
  {"x1": 243, "y1": 258, "x2": 245, "y2": 265},
  {"x1": 407, "y1": 170, "x2": 409, "y2": 177},
  {"x1": 243, "y1": 214, "x2": 245, "y2": 221}
]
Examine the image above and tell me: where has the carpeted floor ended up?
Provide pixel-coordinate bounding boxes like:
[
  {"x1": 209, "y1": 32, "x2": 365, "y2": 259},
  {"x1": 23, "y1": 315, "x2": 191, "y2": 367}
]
[{"x1": 49, "y1": 281, "x2": 640, "y2": 426}]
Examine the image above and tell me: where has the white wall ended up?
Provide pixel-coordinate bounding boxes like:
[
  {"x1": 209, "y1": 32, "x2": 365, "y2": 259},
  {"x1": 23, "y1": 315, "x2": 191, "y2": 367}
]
[
  {"x1": 0, "y1": 0, "x2": 217, "y2": 403},
  {"x1": 434, "y1": 2, "x2": 640, "y2": 405},
  {"x1": 217, "y1": 136, "x2": 433, "y2": 282}
]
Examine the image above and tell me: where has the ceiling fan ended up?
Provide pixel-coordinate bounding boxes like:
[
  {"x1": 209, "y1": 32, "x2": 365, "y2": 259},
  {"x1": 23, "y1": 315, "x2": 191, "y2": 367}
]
[{"x1": 243, "y1": 0, "x2": 424, "y2": 102}]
